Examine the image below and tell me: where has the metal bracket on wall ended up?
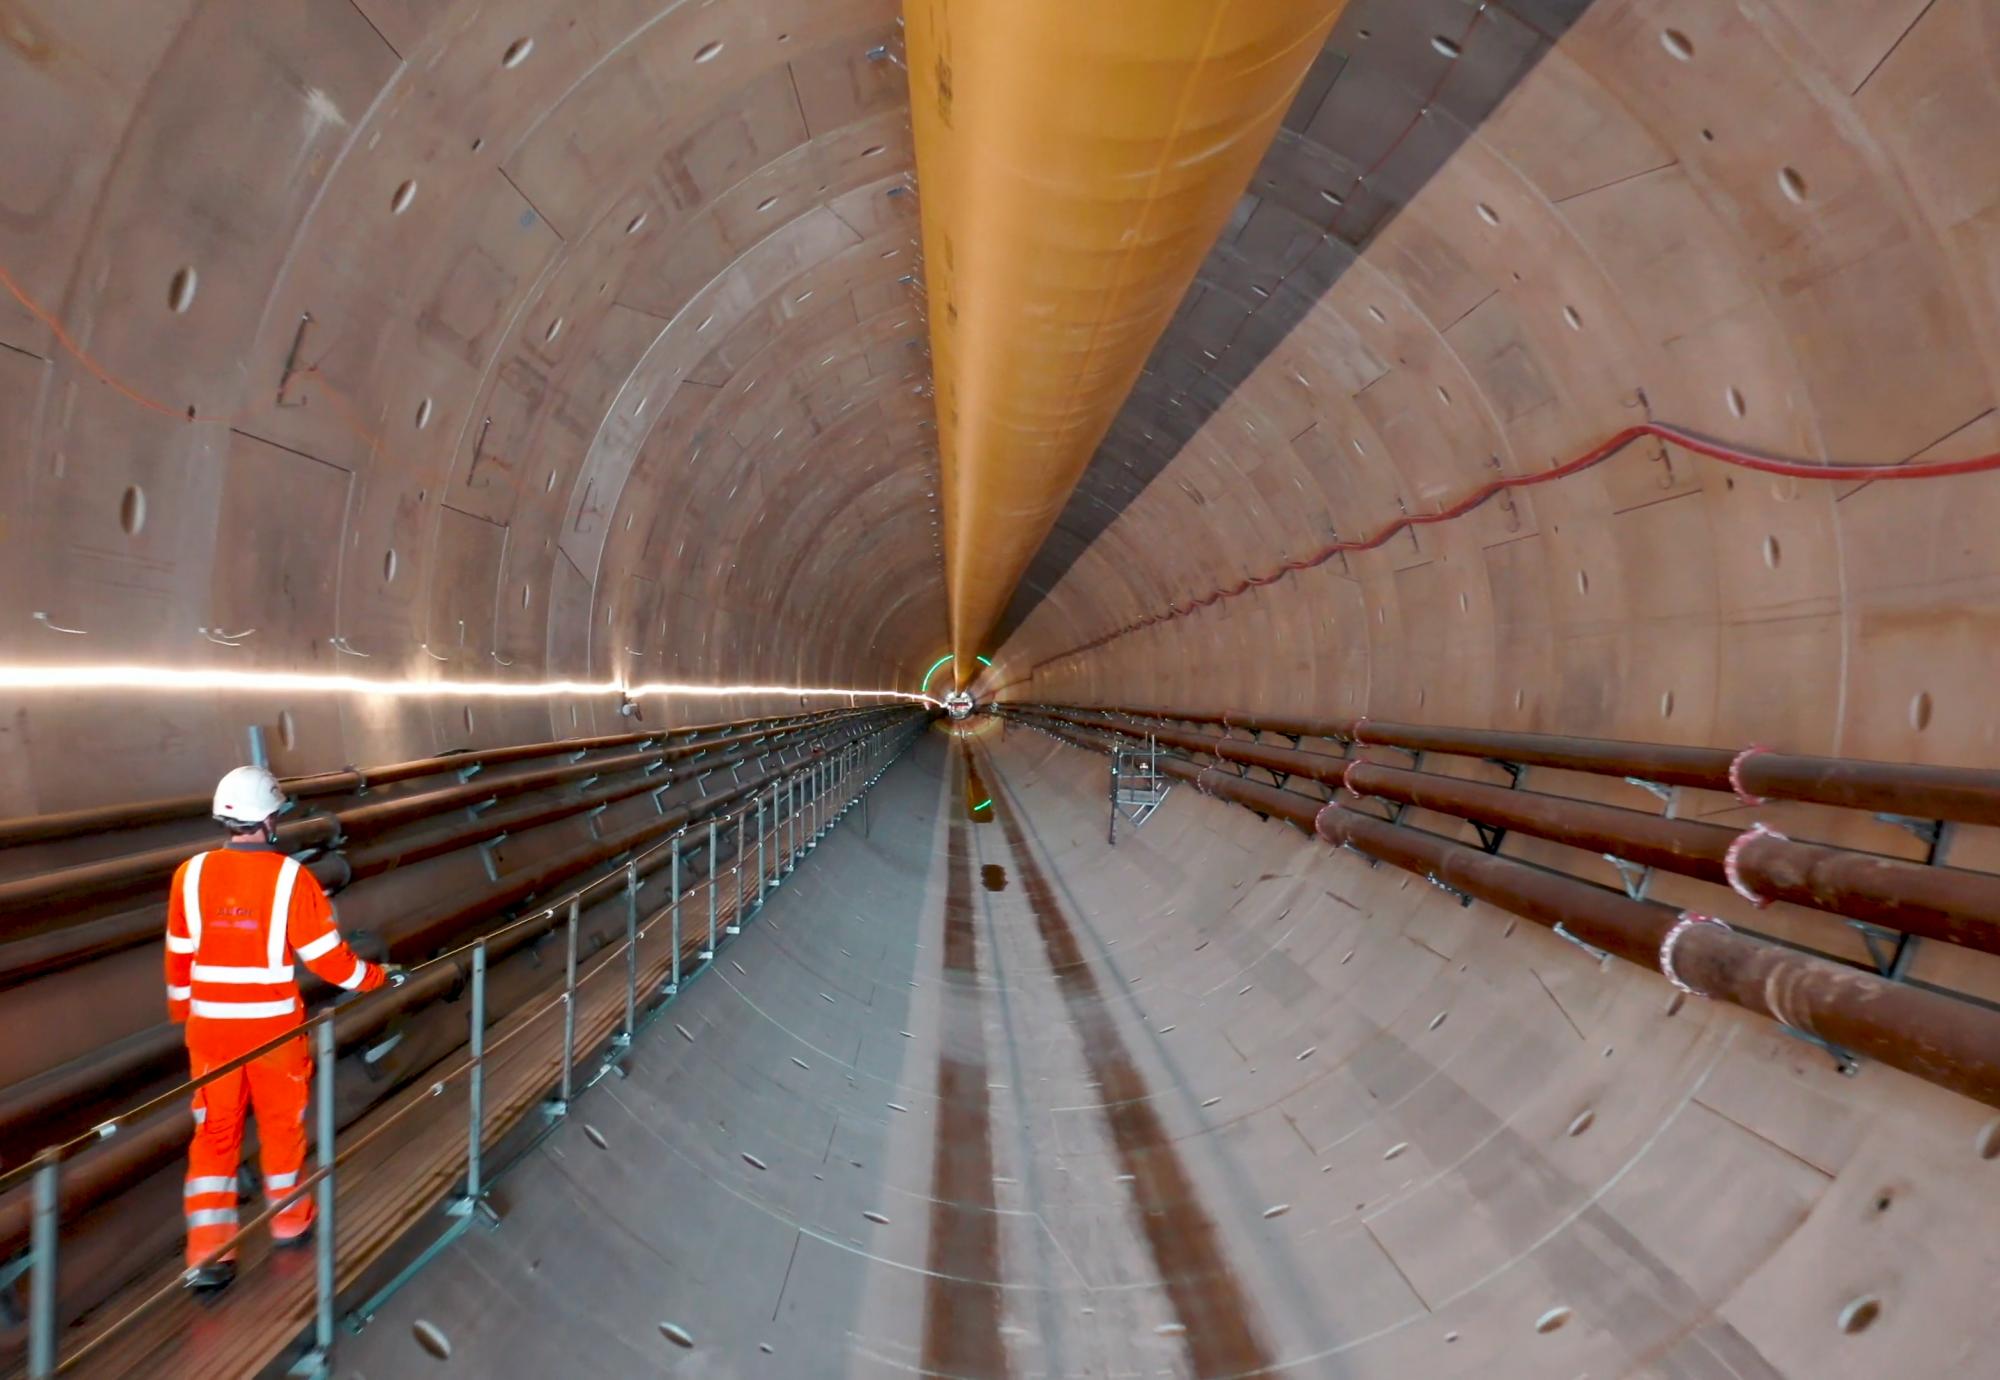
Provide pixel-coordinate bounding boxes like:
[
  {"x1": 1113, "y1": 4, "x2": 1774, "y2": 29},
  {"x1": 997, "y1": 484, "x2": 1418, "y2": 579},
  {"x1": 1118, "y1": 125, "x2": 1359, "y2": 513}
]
[
  {"x1": 456, "y1": 761, "x2": 484, "y2": 784},
  {"x1": 1604, "y1": 854, "x2": 1652, "y2": 901},
  {"x1": 465, "y1": 796, "x2": 498, "y2": 821},
  {"x1": 475, "y1": 836, "x2": 508, "y2": 883},
  {"x1": 1553, "y1": 923, "x2": 1610, "y2": 962},
  {"x1": 1422, "y1": 871, "x2": 1474, "y2": 908}
]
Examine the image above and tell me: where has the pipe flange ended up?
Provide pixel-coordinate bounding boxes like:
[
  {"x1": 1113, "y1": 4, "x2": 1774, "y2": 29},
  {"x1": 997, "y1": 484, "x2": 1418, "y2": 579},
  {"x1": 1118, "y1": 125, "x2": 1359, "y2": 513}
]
[
  {"x1": 1728, "y1": 744, "x2": 1774, "y2": 805},
  {"x1": 1660, "y1": 911, "x2": 1732, "y2": 996},
  {"x1": 1723, "y1": 821, "x2": 1789, "y2": 908}
]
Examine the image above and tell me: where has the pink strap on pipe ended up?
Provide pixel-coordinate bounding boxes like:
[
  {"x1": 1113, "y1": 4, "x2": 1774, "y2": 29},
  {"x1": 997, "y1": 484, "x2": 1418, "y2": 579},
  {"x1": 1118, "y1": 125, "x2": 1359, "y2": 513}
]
[
  {"x1": 1724, "y1": 822, "x2": 1788, "y2": 907},
  {"x1": 1341, "y1": 757, "x2": 1365, "y2": 796},
  {"x1": 1660, "y1": 911, "x2": 1733, "y2": 997},
  {"x1": 1729, "y1": 744, "x2": 1774, "y2": 805}
]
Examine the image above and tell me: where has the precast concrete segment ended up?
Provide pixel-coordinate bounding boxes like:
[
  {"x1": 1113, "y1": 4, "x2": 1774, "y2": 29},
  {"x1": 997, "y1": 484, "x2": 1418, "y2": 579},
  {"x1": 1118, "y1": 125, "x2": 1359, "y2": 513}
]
[
  {"x1": 919, "y1": 744, "x2": 1012, "y2": 1377},
  {"x1": 903, "y1": 0, "x2": 1349, "y2": 684},
  {"x1": 972, "y1": 742, "x2": 1276, "y2": 1377}
]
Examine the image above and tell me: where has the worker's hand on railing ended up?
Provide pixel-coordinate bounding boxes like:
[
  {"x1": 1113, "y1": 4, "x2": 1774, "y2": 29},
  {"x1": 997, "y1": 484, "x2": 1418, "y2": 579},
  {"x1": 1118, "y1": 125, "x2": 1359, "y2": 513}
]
[{"x1": 381, "y1": 963, "x2": 409, "y2": 988}]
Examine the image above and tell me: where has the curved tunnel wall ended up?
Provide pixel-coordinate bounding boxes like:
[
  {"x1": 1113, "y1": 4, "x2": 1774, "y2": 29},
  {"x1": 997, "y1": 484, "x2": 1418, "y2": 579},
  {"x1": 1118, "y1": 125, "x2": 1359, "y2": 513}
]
[
  {"x1": 2, "y1": 0, "x2": 1999, "y2": 1376},
  {"x1": 0, "y1": 0, "x2": 943, "y2": 816}
]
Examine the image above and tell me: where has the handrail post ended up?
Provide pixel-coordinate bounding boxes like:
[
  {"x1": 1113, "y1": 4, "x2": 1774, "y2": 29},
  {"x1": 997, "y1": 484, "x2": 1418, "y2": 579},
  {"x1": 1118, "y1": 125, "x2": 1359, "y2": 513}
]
[
  {"x1": 757, "y1": 793, "x2": 768, "y2": 897},
  {"x1": 311, "y1": 1014, "x2": 338, "y2": 1369},
  {"x1": 27, "y1": 1151, "x2": 57, "y2": 1378},
  {"x1": 668, "y1": 841, "x2": 682, "y2": 993},
  {"x1": 463, "y1": 941, "x2": 487, "y2": 1206},
  {"x1": 706, "y1": 819, "x2": 719, "y2": 959},
  {"x1": 559, "y1": 899, "x2": 578, "y2": 1108},
  {"x1": 620, "y1": 862, "x2": 638, "y2": 1047},
  {"x1": 729, "y1": 813, "x2": 745, "y2": 935}
]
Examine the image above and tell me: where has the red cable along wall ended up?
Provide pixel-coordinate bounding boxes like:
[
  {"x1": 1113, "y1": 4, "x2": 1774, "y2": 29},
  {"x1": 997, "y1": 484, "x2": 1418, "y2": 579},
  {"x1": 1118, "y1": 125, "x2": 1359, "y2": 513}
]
[{"x1": 1020, "y1": 419, "x2": 2000, "y2": 677}]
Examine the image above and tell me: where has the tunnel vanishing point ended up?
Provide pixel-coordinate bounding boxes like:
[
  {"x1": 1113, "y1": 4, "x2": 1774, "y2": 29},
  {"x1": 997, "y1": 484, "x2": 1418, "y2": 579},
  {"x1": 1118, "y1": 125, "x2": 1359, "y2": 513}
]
[{"x1": 2, "y1": 0, "x2": 2000, "y2": 1375}]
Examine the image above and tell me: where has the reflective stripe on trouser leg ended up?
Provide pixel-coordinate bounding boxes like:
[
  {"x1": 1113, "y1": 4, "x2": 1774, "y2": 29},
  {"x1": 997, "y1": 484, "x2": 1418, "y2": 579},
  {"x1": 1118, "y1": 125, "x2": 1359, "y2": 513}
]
[
  {"x1": 251, "y1": 1035, "x2": 316, "y2": 1238},
  {"x1": 185, "y1": 1054, "x2": 250, "y2": 1267}
]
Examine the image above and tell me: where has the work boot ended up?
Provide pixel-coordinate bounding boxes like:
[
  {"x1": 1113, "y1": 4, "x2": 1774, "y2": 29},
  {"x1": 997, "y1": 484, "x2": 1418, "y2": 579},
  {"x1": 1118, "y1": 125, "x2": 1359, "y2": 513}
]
[
  {"x1": 273, "y1": 1222, "x2": 314, "y2": 1250},
  {"x1": 186, "y1": 1259, "x2": 237, "y2": 1294}
]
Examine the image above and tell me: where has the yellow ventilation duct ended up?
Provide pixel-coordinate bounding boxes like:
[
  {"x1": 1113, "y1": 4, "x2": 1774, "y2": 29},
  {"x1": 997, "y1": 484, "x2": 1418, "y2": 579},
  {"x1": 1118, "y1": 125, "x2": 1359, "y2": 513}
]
[{"x1": 904, "y1": 0, "x2": 1348, "y2": 687}]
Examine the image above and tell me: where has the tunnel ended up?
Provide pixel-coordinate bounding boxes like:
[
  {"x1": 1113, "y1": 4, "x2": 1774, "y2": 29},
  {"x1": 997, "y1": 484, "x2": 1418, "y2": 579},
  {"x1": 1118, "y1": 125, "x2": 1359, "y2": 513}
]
[{"x1": 2, "y1": 0, "x2": 1999, "y2": 1375}]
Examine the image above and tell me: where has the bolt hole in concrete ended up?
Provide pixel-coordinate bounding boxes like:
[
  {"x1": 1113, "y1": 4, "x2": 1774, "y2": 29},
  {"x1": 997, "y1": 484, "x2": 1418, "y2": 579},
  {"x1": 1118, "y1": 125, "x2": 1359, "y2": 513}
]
[
  {"x1": 659, "y1": 1321, "x2": 695, "y2": 1349},
  {"x1": 1431, "y1": 34, "x2": 1461, "y2": 58},
  {"x1": 544, "y1": 316, "x2": 563, "y2": 343},
  {"x1": 412, "y1": 1319, "x2": 452, "y2": 1359},
  {"x1": 501, "y1": 36, "x2": 532, "y2": 68},
  {"x1": 391, "y1": 179, "x2": 416, "y2": 214},
  {"x1": 981, "y1": 863, "x2": 1007, "y2": 891},
  {"x1": 583, "y1": 1124, "x2": 608, "y2": 1150},
  {"x1": 694, "y1": 40, "x2": 723, "y2": 63},
  {"x1": 1476, "y1": 202, "x2": 1499, "y2": 227},
  {"x1": 1383, "y1": 1141, "x2": 1410, "y2": 1161},
  {"x1": 1763, "y1": 534, "x2": 1782, "y2": 568},
  {"x1": 757, "y1": 194, "x2": 780, "y2": 211},
  {"x1": 626, "y1": 211, "x2": 647, "y2": 234},
  {"x1": 1576, "y1": 569, "x2": 1590, "y2": 595},
  {"x1": 1839, "y1": 1296, "x2": 1882, "y2": 1334},
  {"x1": 1666, "y1": 991, "x2": 1687, "y2": 1017},
  {"x1": 1778, "y1": 166, "x2": 1810, "y2": 204},
  {"x1": 1910, "y1": 690, "x2": 1933, "y2": 731},
  {"x1": 1567, "y1": 1109, "x2": 1596, "y2": 1137},
  {"x1": 1660, "y1": 689, "x2": 1675, "y2": 719},
  {"x1": 1727, "y1": 385, "x2": 1748, "y2": 417},
  {"x1": 1874, "y1": 1190, "x2": 1894, "y2": 1213},
  {"x1": 1535, "y1": 1306, "x2": 1573, "y2": 1334},
  {"x1": 1976, "y1": 1117, "x2": 2000, "y2": 1159},
  {"x1": 1563, "y1": 304, "x2": 1582, "y2": 330},
  {"x1": 414, "y1": 396, "x2": 432, "y2": 429},
  {"x1": 1661, "y1": 28, "x2": 1694, "y2": 59},
  {"x1": 118, "y1": 485, "x2": 145, "y2": 535},
  {"x1": 1427, "y1": 1011, "x2": 1448, "y2": 1031},
  {"x1": 383, "y1": 548, "x2": 398, "y2": 584},
  {"x1": 462, "y1": 704, "x2": 474, "y2": 733},
  {"x1": 278, "y1": 710, "x2": 297, "y2": 750},
  {"x1": 168, "y1": 265, "x2": 197, "y2": 312}
]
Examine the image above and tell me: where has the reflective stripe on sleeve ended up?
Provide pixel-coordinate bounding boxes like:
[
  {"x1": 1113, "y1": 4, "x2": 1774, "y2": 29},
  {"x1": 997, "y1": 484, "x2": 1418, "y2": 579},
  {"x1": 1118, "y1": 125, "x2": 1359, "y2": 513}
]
[
  {"x1": 186, "y1": 1208, "x2": 238, "y2": 1229},
  {"x1": 182, "y1": 853, "x2": 206, "y2": 948},
  {"x1": 294, "y1": 929, "x2": 341, "y2": 962},
  {"x1": 265, "y1": 1171, "x2": 298, "y2": 1191},
  {"x1": 185, "y1": 1177, "x2": 236, "y2": 1197},
  {"x1": 165, "y1": 933, "x2": 197, "y2": 954},
  {"x1": 269, "y1": 858, "x2": 302, "y2": 969},
  {"x1": 166, "y1": 985, "x2": 192, "y2": 1001},
  {"x1": 336, "y1": 957, "x2": 371, "y2": 990},
  {"x1": 190, "y1": 997, "x2": 300, "y2": 1020},
  {"x1": 191, "y1": 963, "x2": 295, "y2": 984}
]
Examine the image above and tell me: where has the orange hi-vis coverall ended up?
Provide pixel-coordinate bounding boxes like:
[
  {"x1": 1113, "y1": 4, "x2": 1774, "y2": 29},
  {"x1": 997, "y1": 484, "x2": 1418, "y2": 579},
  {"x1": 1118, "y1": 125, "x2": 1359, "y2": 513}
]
[{"x1": 165, "y1": 841, "x2": 385, "y2": 1268}]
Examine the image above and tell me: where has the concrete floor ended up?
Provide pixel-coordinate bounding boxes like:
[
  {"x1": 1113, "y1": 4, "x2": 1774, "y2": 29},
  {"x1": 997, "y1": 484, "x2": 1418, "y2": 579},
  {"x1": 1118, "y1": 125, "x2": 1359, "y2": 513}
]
[{"x1": 336, "y1": 723, "x2": 2000, "y2": 1378}]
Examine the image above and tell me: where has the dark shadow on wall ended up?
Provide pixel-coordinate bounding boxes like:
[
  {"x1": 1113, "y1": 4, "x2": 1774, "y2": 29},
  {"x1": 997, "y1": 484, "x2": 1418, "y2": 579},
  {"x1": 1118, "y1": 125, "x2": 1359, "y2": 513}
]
[{"x1": 986, "y1": 0, "x2": 1595, "y2": 648}]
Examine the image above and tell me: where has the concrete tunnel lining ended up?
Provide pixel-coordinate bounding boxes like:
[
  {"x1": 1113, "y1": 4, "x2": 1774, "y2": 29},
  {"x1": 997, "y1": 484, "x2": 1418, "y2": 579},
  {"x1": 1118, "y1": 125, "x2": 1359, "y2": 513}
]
[{"x1": 2, "y1": 0, "x2": 1999, "y2": 1374}]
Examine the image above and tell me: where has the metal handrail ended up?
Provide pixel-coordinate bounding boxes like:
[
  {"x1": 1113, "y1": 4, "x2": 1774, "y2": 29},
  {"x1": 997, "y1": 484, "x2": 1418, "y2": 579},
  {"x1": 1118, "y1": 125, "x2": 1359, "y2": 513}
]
[{"x1": 10, "y1": 715, "x2": 925, "y2": 1377}]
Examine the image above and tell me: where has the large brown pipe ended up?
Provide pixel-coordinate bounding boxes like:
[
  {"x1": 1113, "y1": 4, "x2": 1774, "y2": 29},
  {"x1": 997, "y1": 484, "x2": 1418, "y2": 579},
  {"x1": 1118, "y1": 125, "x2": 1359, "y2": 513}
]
[
  {"x1": 0, "y1": 710, "x2": 883, "y2": 927},
  {"x1": 0, "y1": 712, "x2": 888, "y2": 986},
  {"x1": 1064, "y1": 703, "x2": 2000, "y2": 826},
  {"x1": 0, "y1": 712, "x2": 921, "y2": 1256},
  {"x1": 0, "y1": 708, "x2": 873, "y2": 849},
  {"x1": 1017, "y1": 707, "x2": 2000, "y2": 958},
  {"x1": 1014, "y1": 711, "x2": 2000, "y2": 1110},
  {"x1": 1313, "y1": 805, "x2": 2000, "y2": 1109}
]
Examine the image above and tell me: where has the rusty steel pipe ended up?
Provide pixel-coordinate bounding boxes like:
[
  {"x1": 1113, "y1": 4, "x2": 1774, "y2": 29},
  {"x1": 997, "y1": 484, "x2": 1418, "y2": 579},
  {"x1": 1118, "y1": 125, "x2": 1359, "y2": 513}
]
[
  {"x1": 1018, "y1": 710, "x2": 2000, "y2": 1110},
  {"x1": 0, "y1": 712, "x2": 920, "y2": 1256},
  {"x1": 1316, "y1": 804, "x2": 2000, "y2": 1109},
  {"x1": 1023, "y1": 706, "x2": 2000, "y2": 957},
  {"x1": 0, "y1": 708, "x2": 867, "y2": 850},
  {"x1": 0, "y1": 711, "x2": 887, "y2": 927},
  {"x1": 1071, "y1": 703, "x2": 2000, "y2": 826}
]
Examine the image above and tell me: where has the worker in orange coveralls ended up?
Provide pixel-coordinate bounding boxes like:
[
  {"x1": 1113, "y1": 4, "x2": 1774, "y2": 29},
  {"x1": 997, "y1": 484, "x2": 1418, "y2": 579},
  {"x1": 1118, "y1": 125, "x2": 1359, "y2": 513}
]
[{"x1": 165, "y1": 766, "x2": 404, "y2": 1291}]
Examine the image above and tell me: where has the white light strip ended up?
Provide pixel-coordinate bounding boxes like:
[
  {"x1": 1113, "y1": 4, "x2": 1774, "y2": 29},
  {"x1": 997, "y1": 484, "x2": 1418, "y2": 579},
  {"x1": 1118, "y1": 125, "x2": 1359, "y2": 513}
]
[{"x1": 0, "y1": 665, "x2": 937, "y2": 705}]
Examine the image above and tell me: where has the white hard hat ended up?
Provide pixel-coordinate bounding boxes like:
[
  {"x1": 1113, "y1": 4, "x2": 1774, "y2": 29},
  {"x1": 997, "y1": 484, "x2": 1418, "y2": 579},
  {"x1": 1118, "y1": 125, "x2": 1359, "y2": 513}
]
[{"x1": 213, "y1": 765, "x2": 288, "y2": 826}]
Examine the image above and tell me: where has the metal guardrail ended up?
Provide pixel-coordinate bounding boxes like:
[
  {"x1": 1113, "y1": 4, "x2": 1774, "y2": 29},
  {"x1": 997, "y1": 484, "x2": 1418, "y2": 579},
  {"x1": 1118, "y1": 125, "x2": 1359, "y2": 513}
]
[{"x1": 7, "y1": 715, "x2": 925, "y2": 1377}]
